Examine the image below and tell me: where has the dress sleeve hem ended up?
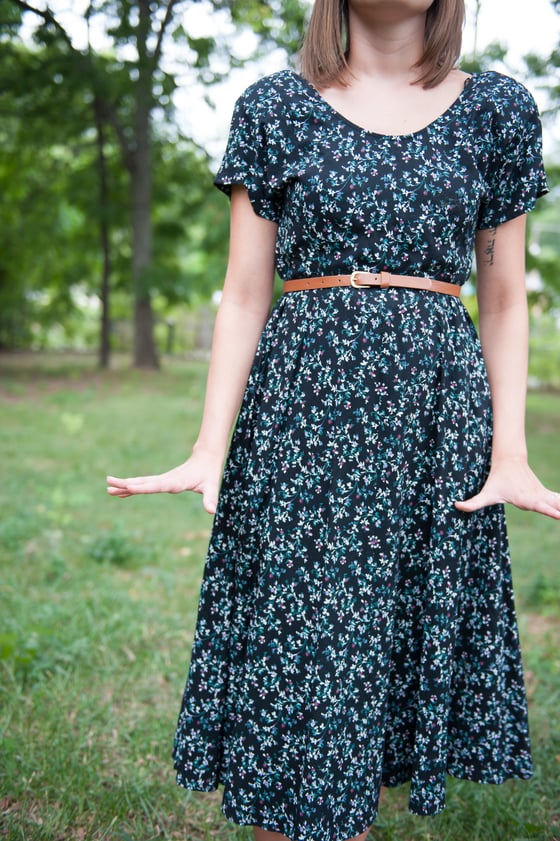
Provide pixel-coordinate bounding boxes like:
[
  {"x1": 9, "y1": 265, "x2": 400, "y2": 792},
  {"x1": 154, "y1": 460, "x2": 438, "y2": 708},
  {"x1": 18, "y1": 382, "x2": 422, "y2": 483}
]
[
  {"x1": 214, "y1": 175, "x2": 281, "y2": 224},
  {"x1": 476, "y1": 185, "x2": 549, "y2": 231}
]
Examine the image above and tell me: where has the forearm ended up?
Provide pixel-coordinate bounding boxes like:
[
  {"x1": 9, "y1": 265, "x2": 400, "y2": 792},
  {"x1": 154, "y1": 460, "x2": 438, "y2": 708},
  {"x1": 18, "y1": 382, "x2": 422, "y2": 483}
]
[
  {"x1": 193, "y1": 296, "x2": 270, "y2": 459},
  {"x1": 478, "y1": 298, "x2": 529, "y2": 462},
  {"x1": 474, "y1": 215, "x2": 530, "y2": 464},
  {"x1": 458, "y1": 283, "x2": 559, "y2": 518}
]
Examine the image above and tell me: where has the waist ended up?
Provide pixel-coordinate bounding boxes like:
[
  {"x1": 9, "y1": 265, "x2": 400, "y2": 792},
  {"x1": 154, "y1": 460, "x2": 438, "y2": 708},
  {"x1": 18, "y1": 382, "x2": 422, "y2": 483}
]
[{"x1": 283, "y1": 271, "x2": 461, "y2": 297}]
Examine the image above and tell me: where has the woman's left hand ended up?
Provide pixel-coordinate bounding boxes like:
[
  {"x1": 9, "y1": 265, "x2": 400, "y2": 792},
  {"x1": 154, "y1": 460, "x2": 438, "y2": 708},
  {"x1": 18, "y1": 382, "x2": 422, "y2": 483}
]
[{"x1": 455, "y1": 456, "x2": 560, "y2": 520}]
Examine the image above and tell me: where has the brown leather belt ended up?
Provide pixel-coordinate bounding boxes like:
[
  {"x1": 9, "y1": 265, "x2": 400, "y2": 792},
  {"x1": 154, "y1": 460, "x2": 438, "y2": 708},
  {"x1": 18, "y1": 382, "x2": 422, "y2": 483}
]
[{"x1": 283, "y1": 270, "x2": 460, "y2": 297}]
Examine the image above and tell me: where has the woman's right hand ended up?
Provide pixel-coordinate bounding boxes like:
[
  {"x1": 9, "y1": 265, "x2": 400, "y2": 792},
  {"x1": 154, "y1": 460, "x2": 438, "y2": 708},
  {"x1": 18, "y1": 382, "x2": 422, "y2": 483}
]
[{"x1": 106, "y1": 448, "x2": 223, "y2": 514}]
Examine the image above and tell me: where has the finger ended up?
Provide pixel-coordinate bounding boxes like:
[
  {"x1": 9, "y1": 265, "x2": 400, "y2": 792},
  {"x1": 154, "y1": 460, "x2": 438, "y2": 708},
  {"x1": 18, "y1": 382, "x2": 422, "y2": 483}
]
[
  {"x1": 119, "y1": 481, "x2": 158, "y2": 494},
  {"x1": 114, "y1": 477, "x2": 169, "y2": 494},
  {"x1": 106, "y1": 475, "x2": 129, "y2": 488},
  {"x1": 106, "y1": 480, "x2": 156, "y2": 497},
  {"x1": 202, "y1": 484, "x2": 219, "y2": 515},
  {"x1": 455, "y1": 490, "x2": 501, "y2": 512},
  {"x1": 551, "y1": 490, "x2": 560, "y2": 510},
  {"x1": 535, "y1": 503, "x2": 560, "y2": 520},
  {"x1": 106, "y1": 474, "x2": 162, "y2": 488},
  {"x1": 457, "y1": 486, "x2": 560, "y2": 518},
  {"x1": 202, "y1": 495, "x2": 217, "y2": 515},
  {"x1": 106, "y1": 488, "x2": 132, "y2": 498},
  {"x1": 529, "y1": 490, "x2": 560, "y2": 520},
  {"x1": 106, "y1": 482, "x2": 126, "y2": 494}
]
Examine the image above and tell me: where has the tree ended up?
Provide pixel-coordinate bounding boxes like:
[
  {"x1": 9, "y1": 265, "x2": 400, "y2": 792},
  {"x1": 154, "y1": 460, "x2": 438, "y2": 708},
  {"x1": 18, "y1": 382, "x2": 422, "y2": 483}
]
[
  {"x1": 0, "y1": 33, "x2": 100, "y2": 348},
  {"x1": 5, "y1": 0, "x2": 308, "y2": 367},
  {"x1": 7, "y1": 0, "x2": 182, "y2": 368},
  {"x1": 459, "y1": 0, "x2": 508, "y2": 75},
  {"x1": 0, "y1": 22, "x2": 133, "y2": 354}
]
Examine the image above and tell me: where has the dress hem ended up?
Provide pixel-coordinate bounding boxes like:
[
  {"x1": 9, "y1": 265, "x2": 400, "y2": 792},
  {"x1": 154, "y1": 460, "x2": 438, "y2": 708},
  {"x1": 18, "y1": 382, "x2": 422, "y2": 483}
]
[
  {"x1": 175, "y1": 763, "x2": 534, "y2": 832},
  {"x1": 220, "y1": 810, "x2": 377, "y2": 841}
]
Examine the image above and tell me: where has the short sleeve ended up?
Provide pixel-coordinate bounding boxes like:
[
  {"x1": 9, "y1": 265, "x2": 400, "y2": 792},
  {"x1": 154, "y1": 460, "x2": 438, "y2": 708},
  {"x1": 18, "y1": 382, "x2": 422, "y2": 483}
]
[
  {"x1": 214, "y1": 86, "x2": 283, "y2": 222},
  {"x1": 477, "y1": 82, "x2": 548, "y2": 230}
]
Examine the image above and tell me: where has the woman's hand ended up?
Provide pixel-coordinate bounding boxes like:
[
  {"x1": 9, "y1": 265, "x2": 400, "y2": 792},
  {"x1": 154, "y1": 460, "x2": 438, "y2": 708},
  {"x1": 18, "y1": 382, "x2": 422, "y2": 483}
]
[
  {"x1": 455, "y1": 456, "x2": 560, "y2": 520},
  {"x1": 106, "y1": 448, "x2": 223, "y2": 514}
]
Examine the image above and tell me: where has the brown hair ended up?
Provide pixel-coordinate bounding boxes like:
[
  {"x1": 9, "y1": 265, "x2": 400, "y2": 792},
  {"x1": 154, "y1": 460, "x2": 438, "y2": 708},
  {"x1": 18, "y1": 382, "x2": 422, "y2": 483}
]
[{"x1": 299, "y1": 0, "x2": 465, "y2": 90}]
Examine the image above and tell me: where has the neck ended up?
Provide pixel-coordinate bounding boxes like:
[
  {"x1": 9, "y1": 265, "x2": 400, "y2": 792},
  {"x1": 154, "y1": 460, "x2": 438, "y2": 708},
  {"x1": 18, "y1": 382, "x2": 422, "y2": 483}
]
[{"x1": 345, "y1": 7, "x2": 427, "y2": 83}]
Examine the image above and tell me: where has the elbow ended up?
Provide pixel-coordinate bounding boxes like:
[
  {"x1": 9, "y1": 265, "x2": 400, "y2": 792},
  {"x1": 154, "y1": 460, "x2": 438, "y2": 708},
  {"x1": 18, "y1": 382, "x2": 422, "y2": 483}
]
[
  {"x1": 219, "y1": 275, "x2": 274, "y2": 322},
  {"x1": 476, "y1": 268, "x2": 528, "y2": 316}
]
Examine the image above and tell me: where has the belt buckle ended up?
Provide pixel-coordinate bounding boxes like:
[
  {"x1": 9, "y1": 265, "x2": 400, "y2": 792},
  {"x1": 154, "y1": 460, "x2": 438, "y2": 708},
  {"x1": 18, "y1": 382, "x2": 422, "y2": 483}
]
[
  {"x1": 350, "y1": 270, "x2": 363, "y2": 288},
  {"x1": 350, "y1": 270, "x2": 391, "y2": 288}
]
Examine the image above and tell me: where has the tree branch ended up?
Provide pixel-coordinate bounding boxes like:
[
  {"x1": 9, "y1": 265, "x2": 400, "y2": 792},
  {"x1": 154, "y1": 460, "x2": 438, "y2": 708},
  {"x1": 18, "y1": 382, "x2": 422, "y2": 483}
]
[
  {"x1": 98, "y1": 97, "x2": 135, "y2": 171},
  {"x1": 10, "y1": 0, "x2": 74, "y2": 48},
  {"x1": 152, "y1": 0, "x2": 181, "y2": 68},
  {"x1": 9, "y1": 0, "x2": 134, "y2": 167}
]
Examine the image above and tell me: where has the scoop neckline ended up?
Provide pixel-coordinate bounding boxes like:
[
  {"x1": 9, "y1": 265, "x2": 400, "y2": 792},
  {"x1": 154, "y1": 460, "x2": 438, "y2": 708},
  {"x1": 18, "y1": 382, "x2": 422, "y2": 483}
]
[{"x1": 293, "y1": 70, "x2": 481, "y2": 140}]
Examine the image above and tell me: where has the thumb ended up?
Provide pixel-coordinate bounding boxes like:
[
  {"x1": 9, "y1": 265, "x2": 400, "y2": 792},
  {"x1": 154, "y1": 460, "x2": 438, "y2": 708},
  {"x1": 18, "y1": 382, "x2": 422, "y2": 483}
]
[
  {"x1": 202, "y1": 485, "x2": 219, "y2": 515},
  {"x1": 455, "y1": 489, "x2": 498, "y2": 513}
]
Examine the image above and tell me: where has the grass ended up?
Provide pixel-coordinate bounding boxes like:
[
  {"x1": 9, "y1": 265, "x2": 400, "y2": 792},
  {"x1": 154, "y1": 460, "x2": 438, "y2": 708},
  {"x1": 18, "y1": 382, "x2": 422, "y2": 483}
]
[{"x1": 0, "y1": 351, "x2": 559, "y2": 841}]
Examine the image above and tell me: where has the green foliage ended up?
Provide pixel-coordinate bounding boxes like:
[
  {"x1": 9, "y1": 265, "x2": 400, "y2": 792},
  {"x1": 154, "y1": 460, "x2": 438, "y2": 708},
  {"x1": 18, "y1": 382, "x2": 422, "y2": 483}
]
[
  {"x1": 0, "y1": 0, "x2": 22, "y2": 32},
  {"x1": 0, "y1": 0, "x2": 308, "y2": 363},
  {"x1": 526, "y1": 163, "x2": 560, "y2": 308},
  {"x1": 0, "y1": 623, "x2": 93, "y2": 689},
  {"x1": 0, "y1": 38, "x2": 223, "y2": 349},
  {"x1": 224, "y1": 0, "x2": 309, "y2": 57},
  {"x1": 528, "y1": 312, "x2": 560, "y2": 389},
  {"x1": 151, "y1": 138, "x2": 229, "y2": 304},
  {"x1": 459, "y1": 41, "x2": 508, "y2": 74},
  {"x1": 86, "y1": 523, "x2": 159, "y2": 567},
  {"x1": 525, "y1": 572, "x2": 560, "y2": 608},
  {"x1": 87, "y1": 528, "x2": 136, "y2": 567},
  {"x1": 0, "y1": 35, "x2": 128, "y2": 349}
]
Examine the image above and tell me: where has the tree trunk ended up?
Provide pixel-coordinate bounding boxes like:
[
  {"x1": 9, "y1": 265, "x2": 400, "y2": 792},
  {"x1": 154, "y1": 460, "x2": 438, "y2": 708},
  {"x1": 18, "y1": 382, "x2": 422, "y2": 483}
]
[
  {"x1": 473, "y1": 0, "x2": 482, "y2": 55},
  {"x1": 131, "y1": 0, "x2": 159, "y2": 369},
  {"x1": 94, "y1": 98, "x2": 112, "y2": 370}
]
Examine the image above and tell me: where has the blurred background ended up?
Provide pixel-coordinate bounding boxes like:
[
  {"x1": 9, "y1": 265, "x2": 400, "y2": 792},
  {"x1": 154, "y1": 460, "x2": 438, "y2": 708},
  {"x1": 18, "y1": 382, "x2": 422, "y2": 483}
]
[
  {"x1": 0, "y1": 2, "x2": 559, "y2": 840},
  {"x1": 1, "y1": 0, "x2": 560, "y2": 369}
]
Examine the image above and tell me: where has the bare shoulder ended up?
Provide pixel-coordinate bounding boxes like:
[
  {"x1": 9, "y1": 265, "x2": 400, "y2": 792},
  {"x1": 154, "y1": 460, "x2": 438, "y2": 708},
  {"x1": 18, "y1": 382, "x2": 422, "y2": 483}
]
[{"x1": 438, "y1": 67, "x2": 472, "y2": 96}]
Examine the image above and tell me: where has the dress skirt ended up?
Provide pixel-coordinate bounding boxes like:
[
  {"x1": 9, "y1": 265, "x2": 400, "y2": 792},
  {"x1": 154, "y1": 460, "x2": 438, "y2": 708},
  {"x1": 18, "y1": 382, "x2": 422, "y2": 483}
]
[{"x1": 172, "y1": 286, "x2": 532, "y2": 841}]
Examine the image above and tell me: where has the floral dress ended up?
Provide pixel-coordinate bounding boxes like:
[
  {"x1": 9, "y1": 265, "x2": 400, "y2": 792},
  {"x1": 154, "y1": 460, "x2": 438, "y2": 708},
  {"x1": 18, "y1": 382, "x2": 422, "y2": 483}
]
[{"x1": 172, "y1": 70, "x2": 548, "y2": 841}]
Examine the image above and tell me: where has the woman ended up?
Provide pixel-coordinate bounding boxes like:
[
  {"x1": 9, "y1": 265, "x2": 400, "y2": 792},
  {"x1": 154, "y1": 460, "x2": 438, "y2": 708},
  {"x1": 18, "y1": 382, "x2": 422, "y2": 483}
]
[{"x1": 107, "y1": 1, "x2": 559, "y2": 839}]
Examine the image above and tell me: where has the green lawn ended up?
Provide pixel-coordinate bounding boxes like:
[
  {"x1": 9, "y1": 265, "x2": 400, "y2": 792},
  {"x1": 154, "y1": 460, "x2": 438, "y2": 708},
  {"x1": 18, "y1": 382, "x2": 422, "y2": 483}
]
[{"x1": 0, "y1": 352, "x2": 558, "y2": 841}]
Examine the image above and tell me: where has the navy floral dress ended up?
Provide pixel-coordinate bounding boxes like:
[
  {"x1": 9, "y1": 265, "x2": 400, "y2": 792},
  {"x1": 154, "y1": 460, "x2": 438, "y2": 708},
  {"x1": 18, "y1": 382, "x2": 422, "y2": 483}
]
[{"x1": 173, "y1": 70, "x2": 548, "y2": 841}]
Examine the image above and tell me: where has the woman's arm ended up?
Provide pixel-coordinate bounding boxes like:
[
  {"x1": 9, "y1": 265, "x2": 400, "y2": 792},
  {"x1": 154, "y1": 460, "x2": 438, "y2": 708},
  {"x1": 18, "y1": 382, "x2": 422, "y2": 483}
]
[
  {"x1": 455, "y1": 214, "x2": 560, "y2": 519},
  {"x1": 193, "y1": 185, "x2": 277, "y2": 457},
  {"x1": 107, "y1": 186, "x2": 278, "y2": 513}
]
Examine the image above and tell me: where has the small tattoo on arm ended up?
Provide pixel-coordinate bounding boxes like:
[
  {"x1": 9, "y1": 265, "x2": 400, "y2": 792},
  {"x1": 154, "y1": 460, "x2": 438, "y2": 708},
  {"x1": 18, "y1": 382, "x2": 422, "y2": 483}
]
[{"x1": 483, "y1": 227, "x2": 497, "y2": 267}]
